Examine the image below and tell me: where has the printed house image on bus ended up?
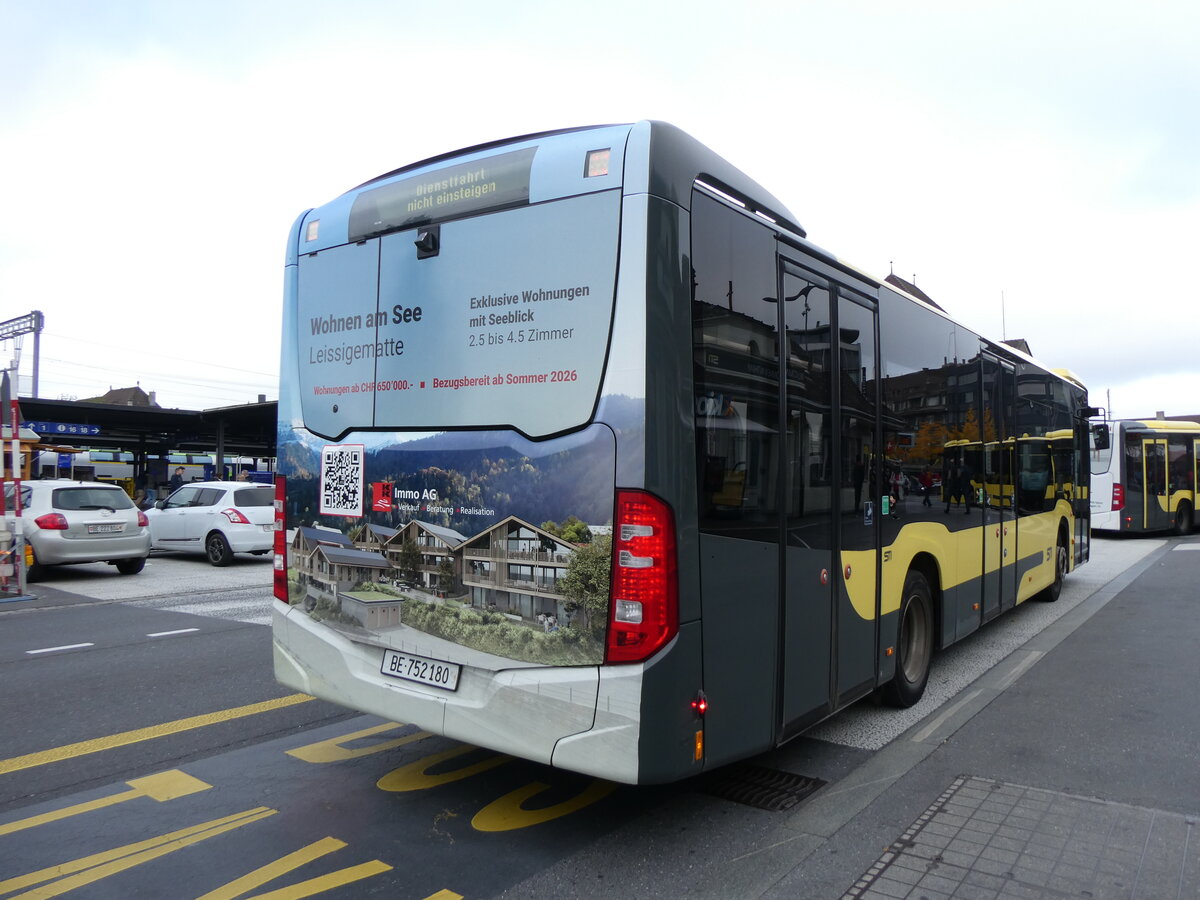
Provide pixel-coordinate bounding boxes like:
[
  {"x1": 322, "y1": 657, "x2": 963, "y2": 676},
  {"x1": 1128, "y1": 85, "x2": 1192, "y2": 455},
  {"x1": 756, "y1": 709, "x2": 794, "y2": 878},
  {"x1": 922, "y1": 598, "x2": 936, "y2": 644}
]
[
  {"x1": 385, "y1": 520, "x2": 467, "y2": 592},
  {"x1": 284, "y1": 510, "x2": 605, "y2": 664},
  {"x1": 459, "y1": 517, "x2": 577, "y2": 623}
]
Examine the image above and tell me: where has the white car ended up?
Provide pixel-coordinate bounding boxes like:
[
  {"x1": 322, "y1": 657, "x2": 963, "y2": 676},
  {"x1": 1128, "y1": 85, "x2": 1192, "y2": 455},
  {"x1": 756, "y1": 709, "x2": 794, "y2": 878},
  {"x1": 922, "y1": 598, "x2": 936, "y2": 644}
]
[
  {"x1": 3, "y1": 480, "x2": 150, "y2": 581},
  {"x1": 145, "y1": 481, "x2": 274, "y2": 566}
]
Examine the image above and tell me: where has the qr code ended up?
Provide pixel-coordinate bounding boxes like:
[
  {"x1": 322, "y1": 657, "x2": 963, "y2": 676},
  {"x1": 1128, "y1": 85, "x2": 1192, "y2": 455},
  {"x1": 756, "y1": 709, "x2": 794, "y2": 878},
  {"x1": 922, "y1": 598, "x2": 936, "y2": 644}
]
[{"x1": 319, "y1": 444, "x2": 365, "y2": 517}]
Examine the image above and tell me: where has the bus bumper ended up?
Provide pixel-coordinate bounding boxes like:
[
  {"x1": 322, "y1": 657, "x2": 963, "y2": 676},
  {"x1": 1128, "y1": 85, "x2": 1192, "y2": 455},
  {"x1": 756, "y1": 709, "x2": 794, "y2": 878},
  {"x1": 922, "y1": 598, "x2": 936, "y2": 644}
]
[{"x1": 272, "y1": 602, "x2": 645, "y2": 783}]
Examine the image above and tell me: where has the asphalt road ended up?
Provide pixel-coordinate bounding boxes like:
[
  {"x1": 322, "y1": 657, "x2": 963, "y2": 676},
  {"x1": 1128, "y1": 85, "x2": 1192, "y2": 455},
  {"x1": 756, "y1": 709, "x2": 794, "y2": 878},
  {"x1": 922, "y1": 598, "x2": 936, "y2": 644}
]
[
  {"x1": 0, "y1": 537, "x2": 1177, "y2": 899},
  {"x1": 0, "y1": 553, "x2": 356, "y2": 814}
]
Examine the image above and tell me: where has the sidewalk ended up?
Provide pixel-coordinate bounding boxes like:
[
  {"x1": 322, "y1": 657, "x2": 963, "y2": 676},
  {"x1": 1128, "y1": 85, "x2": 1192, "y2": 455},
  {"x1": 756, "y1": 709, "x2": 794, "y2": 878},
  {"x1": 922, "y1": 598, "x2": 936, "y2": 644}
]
[{"x1": 771, "y1": 535, "x2": 1200, "y2": 898}]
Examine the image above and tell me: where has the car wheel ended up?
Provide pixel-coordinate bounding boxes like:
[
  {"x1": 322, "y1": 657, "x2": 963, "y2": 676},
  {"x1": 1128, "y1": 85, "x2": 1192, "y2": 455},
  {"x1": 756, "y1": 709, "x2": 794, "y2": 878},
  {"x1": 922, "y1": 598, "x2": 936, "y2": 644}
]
[
  {"x1": 26, "y1": 552, "x2": 45, "y2": 584},
  {"x1": 206, "y1": 532, "x2": 234, "y2": 566},
  {"x1": 881, "y1": 569, "x2": 934, "y2": 708},
  {"x1": 115, "y1": 557, "x2": 146, "y2": 575}
]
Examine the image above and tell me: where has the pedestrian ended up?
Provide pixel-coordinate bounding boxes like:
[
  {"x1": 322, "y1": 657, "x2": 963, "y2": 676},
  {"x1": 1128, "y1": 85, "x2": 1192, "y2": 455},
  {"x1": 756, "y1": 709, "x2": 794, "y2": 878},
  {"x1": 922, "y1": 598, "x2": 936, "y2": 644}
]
[
  {"x1": 853, "y1": 455, "x2": 866, "y2": 512},
  {"x1": 919, "y1": 467, "x2": 934, "y2": 507},
  {"x1": 168, "y1": 466, "x2": 185, "y2": 494},
  {"x1": 945, "y1": 461, "x2": 972, "y2": 513}
]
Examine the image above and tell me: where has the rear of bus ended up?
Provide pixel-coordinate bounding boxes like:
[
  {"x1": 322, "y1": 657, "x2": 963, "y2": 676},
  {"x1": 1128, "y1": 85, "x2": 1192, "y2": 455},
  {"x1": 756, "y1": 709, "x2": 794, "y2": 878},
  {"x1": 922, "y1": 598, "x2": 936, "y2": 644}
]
[
  {"x1": 272, "y1": 124, "x2": 690, "y2": 784},
  {"x1": 1089, "y1": 421, "x2": 1121, "y2": 530}
]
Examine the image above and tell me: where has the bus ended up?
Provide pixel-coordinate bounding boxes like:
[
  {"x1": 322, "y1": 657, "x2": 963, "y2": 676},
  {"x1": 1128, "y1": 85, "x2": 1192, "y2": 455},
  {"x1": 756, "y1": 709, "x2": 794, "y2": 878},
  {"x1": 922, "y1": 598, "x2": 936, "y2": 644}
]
[
  {"x1": 271, "y1": 121, "x2": 1099, "y2": 785},
  {"x1": 1090, "y1": 419, "x2": 1200, "y2": 534}
]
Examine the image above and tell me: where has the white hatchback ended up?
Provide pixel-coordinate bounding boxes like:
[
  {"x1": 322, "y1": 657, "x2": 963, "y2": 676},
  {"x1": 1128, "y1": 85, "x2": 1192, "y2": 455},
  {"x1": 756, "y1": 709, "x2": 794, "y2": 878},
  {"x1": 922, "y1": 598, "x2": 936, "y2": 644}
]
[{"x1": 145, "y1": 481, "x2": 274, "y2": 566}]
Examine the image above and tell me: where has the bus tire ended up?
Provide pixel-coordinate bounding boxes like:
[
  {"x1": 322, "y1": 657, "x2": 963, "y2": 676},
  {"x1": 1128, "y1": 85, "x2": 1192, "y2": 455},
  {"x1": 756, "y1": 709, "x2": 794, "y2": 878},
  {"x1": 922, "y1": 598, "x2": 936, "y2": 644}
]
[
  {"x1": 1174, "y1": 501, "x2": 1193, "y2": 536},
  {"x1": 1038, "y1": 533, "x2": 1068, "y2": 602},
  {"x1": 206, "y1": 532, "x2": 234, "y2": 567},
  {"x1": 882, "y1": 569, "x2": 933, "y2": 708}
]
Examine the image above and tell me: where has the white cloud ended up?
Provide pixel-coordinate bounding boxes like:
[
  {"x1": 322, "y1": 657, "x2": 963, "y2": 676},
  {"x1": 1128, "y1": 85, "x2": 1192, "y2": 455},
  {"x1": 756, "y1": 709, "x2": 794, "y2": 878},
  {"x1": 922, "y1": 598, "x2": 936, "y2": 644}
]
[{"x1": 1, "y1": 0, "x2": 1197, "y2": 417}]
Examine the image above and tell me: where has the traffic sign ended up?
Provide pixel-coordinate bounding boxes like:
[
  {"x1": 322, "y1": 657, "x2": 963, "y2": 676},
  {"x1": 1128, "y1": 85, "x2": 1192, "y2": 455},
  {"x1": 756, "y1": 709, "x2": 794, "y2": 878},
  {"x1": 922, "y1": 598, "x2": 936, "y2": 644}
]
[{"x1": 22, "y1": 421, "x2": 102, "y2": 437}]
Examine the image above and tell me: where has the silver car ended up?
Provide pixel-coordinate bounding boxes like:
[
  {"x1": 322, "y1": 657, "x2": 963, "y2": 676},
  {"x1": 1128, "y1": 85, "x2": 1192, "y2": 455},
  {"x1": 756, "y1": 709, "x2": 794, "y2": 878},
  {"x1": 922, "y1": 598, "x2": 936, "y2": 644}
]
[{"x1": 4, "y1": 480, "x2": 151, "y2": 581}]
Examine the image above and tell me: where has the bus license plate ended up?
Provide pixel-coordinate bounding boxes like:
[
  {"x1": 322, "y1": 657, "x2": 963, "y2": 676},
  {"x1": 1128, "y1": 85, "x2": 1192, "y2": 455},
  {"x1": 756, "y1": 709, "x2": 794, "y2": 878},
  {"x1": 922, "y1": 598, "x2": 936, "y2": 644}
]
[
  {"x1": 380, "y1": 649, "x2": 460, "y2": 691},
  {"x1": 87, "y1": 523, "x2": 125, "y2": 534}
]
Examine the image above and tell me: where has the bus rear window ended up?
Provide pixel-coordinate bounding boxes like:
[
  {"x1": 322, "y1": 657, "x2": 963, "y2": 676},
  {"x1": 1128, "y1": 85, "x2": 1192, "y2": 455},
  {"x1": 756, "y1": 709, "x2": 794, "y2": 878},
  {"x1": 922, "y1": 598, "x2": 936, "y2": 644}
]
[{"x1": 296, "y1": 190, "x2": 620, "y2": 439}]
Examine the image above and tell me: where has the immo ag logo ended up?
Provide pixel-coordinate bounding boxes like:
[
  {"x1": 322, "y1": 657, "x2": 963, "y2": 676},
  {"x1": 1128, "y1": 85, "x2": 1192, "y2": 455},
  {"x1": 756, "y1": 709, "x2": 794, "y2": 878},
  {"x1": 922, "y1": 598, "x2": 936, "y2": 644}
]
[
  {"x1": 372, "y1": 482, "x2": 393, "y2": 513},
  {"x1": 319, "y1": 444, "x2": 365, "y2": 517}
]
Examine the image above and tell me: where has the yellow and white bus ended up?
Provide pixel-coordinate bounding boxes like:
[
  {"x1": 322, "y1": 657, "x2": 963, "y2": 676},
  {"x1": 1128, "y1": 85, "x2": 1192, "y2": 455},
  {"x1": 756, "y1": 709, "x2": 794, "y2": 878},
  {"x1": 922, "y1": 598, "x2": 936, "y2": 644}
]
[
  {"x1": 271, "y1": 121, "x2": 1100, "y2": 784},
  {"x1": 1091, "y1": 419, "x2": 1200, "y2": 534}
]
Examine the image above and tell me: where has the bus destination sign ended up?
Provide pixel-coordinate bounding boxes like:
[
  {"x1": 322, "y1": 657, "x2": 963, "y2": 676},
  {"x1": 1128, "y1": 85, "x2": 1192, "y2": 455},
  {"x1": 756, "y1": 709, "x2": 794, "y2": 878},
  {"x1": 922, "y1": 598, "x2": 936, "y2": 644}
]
[{"x1": 348, "y1": 147, "x2": 537, "y2": 242}]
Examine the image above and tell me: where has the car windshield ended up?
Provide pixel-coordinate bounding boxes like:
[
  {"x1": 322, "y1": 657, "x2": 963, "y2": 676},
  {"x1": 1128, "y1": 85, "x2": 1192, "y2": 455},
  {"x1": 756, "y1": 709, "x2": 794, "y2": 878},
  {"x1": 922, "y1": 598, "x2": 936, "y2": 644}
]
[
  {"x1": 53, "y1": 487, "x2": 134, "y2": 511},
  {"x1": 232, "y1": 488, "x2": 273, "y2": 507}
]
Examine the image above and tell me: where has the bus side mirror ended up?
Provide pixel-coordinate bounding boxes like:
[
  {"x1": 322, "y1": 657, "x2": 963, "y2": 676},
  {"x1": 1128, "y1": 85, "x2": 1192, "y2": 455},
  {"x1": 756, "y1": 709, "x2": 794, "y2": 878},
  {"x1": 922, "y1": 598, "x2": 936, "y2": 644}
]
[{"x1": 1091, "y1": 424, "x2": 1110, "y2": 451}]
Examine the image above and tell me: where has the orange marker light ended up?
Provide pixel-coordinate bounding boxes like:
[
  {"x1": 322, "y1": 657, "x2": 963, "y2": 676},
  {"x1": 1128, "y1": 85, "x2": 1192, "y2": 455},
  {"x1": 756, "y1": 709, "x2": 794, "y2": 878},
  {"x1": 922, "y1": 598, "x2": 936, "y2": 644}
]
[{"x1": 585, "y1": 148, "x2": 610, "y2": 178}]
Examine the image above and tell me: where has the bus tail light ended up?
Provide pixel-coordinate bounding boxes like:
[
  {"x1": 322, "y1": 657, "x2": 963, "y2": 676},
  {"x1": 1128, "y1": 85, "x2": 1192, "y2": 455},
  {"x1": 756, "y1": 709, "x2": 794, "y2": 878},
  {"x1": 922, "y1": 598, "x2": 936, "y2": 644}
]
[
  {"x1": 606, "y1": 489, "x2": 678, "y2": 664},
  {"x1": 1111, "y1": 484, "x2": 1124, "y2": 511},
  {"x1": 273, "y1": 475, "x2": 289, "y2": 603}
]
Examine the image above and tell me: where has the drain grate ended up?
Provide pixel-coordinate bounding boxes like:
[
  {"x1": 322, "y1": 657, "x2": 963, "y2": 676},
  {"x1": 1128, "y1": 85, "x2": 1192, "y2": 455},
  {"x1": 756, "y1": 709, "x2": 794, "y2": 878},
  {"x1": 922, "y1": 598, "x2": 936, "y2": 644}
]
[{"x1": 700, "y1": 763, "x2": 826, "y2": 812}]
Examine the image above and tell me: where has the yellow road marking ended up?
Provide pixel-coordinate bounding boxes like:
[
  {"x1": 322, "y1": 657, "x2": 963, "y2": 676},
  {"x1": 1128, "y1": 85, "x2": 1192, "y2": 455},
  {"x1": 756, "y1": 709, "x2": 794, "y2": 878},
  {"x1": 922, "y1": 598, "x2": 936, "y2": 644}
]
[
  {"x1": 0, "y1": 769, "x2": 210, "y2": 836},
  {"x1": 0, "y1": 806, "x2": 276, "y2": 896},
  {"x1": 471, "y1": 779, "x2": 616, "y2": 832},
  {"x1": 0, "y1": 694, "x2": 313, "y2": 775},
  {"x1": 286, "y1": 721, "x2": 431, "y2": 764},
  {"x1": 376, "y1": 745, "x2": 512, "y2": 792},
  {"x1": 424, "y1": 892, "x2": 464, "y2": 900},
  {"x1": 195, "y1": 836, "x2": 392, "y2": 900}
]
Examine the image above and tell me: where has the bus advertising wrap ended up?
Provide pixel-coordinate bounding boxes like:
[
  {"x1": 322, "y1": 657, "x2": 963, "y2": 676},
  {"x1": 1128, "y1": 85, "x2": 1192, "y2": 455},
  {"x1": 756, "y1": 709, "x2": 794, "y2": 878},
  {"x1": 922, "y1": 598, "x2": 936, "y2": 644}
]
[
  {"x1": 276, "y1": 418, "x2": 638, "y2": 668},
  {"x1": 296, "y1": 191, "x2": 620, "y2": 440}
]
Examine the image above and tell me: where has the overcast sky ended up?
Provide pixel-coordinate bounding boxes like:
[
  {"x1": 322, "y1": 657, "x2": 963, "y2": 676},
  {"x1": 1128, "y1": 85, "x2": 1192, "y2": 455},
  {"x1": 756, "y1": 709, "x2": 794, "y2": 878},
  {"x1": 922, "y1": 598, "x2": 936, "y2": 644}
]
[{"x1": 2, "y1": 0, "x2": 1196, "y2": 419}]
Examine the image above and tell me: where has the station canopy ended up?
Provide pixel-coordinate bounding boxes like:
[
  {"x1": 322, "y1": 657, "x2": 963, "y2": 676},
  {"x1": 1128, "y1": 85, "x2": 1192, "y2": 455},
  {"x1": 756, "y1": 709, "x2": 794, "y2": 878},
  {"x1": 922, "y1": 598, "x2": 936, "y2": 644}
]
[{"x1": 17, "y1": 397, "x2": 277, "y2": 460}]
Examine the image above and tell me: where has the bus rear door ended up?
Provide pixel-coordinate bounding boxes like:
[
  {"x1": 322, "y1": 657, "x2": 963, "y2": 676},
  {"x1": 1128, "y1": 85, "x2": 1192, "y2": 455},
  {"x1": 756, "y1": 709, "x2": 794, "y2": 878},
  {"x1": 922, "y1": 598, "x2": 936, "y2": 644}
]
[{"x1": 1142, "y1": 438, "x2": 1170, "y2": 530}]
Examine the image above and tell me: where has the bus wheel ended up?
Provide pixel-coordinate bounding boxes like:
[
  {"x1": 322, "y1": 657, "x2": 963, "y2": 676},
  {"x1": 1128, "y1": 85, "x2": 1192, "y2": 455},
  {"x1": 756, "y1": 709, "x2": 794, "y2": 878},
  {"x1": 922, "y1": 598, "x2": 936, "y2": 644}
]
[
  {"x1": 882, "y1": 570, "x2": 933, "y2": 708},
  {"x1": 1039, "y1": 534, "x2": 1068, "y2": 602},
  {"x1": 1174, "y1": 501, "x2": 1193, "y2": 536}
]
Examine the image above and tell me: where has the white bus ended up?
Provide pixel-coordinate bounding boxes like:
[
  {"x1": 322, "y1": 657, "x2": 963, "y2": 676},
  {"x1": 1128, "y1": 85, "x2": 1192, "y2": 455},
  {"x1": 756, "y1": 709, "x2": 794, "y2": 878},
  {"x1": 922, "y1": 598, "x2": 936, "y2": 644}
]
[{"x1": 1090, "y1": 419, "x2": 1200, "y2": 534}]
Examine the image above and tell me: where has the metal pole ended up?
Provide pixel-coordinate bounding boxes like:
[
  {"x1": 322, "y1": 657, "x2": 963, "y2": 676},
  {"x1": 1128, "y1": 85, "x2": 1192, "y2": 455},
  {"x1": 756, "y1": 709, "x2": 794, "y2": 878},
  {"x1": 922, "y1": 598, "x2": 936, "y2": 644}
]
[
  {"x1": 10, "y1": 397, "x2": 24, "y2": 594},
  {"x1": 32, "y1": 327, "x2": 40, "y2": 398}
]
